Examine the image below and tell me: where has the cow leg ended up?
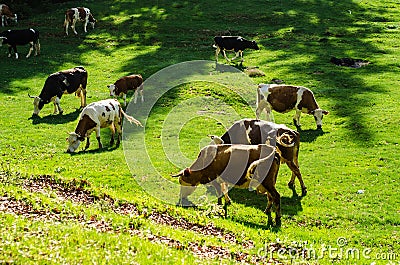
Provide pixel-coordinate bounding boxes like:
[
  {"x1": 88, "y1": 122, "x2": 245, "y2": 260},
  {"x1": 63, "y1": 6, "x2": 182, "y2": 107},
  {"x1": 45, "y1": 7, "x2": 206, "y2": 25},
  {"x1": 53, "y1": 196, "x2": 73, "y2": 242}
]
[
  {"x1": 215, "y1": 46, "x2": 220, "y2": 62},
  {"x1": 115, "y1": 119, "x2": 122, "y2": 147},
  {"x1": 65, "y1": 21, "x2": 69, "y2": 35},
  {"x1": 256, "y1": 100, "x2": 272, "y2": 121},
  {"x1": 222, "y1": 50, "x2": 231, "y2": 62},
  {"x1": 211, "y1": 181, "x2": 230, "y2": 206},
  {"x1": 72, "y1": 21, "x2": 77, "y2": 35},
  {"x1": 133, "y1": 90, "x2": 138, "y2": 104},
  {"x1": 293, "y1": 110, "x2": 302, "y2": 128},
  {"x1": 26, "y1": 42, "x2": 34, "y2": 58},
  {"x1": 83, "y1": 20, "x2": 88, "y2": 33},
  {"x1": 123, "y1": 93, "x2": 127, "y2": 106},
  {"x1": 34, "y1": 40, "x2": 40, "y2": 56},
  {"x1": 80, "y1": 88, "x2": 87, "y2": 108},
  {"x1": 95, "y1": 127, "x2": 102, "y2": 149},
  {"x1": 84, "y1": 137, "x2": 90, "y2": 150},
  {"x1": 240, "y1": 51, "x2": 244, "y2": 62},
  {"x1": 139, "y1": 86, "x2": 144, "y2": 102},
  {"x1": 7, "y1": 46, "x2": 13, "y2": 58},
  {"x1": 54, "y1": 96, "x2": 63, "y2": 114},
  {"x1": 231, "y1": 51, "x2": 241, "y2": 61},
  {"x1": 265, "y1": 188, "x2": 281, "y2": 226},
  {"x1": 286, "y1": 161, "x2": 307, "y2": 196},
  {"x1": 109, "y1": 123, "x2": 116, "y2": 146}
]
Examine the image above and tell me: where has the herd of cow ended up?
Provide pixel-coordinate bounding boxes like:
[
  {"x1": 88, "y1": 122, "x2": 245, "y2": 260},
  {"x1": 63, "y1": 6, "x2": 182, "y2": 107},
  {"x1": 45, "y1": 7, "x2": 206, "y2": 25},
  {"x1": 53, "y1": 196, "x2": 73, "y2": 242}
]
[{"x1": 1, "y1": 5, "x2": 330, "y2": 226}]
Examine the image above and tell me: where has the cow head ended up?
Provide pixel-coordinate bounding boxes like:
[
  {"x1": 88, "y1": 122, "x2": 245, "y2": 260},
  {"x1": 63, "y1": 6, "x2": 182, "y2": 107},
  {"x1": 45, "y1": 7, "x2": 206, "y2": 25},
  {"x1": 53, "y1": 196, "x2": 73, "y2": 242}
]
[
  {"x1": 88, "y1": 14, "x2": 96, "y2": 29},
  {"x1": 107, "y1": 84, "x2": 116, "y2": 97},
  {"x1": 208, "y1": 135, "x2": 224, "y2": 144},
  {"x1": 172, "y1": 168, "x2": 198, "y2": 205},
  {"x1": 28, "y1": 94, "x2": 45, "y2": 116},
  {"x1": 0, "y1": 36, "x2": 6, "y2": 46},
  {"x1": 66, "y1": 132, "x2": 84, "y2": 153},
  {"x1": 310, "y1": 109, "x2": 329, "y2": 129},
  {"x1": 251, "y1": 40, "x2": 260, "y2": 50}
]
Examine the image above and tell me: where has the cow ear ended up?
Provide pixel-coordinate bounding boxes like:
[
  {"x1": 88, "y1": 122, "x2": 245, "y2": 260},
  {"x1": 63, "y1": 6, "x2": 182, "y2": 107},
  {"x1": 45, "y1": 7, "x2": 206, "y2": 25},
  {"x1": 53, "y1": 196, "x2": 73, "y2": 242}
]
[{"x1": 322, "y1": 110, "x2": 329, "y2": 115}]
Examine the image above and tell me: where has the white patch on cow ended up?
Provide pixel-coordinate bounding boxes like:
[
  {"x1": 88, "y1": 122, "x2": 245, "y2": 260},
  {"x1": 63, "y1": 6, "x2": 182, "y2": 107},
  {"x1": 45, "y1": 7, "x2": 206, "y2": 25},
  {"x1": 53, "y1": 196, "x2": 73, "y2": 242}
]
[
  {"x1": 66, "y1": 132, "x2": 81, "y2": 153},
  {"x1": 256, "y1": 84, "x2": 275, "y2": 121},
  {"x1": 29, "y1": 28, "x2": 35, "y2": 34},
  {"x1": 107, "y1": 84, "x2": 116, "y2": 96},
  {"x1": 32, "y1": 97, "x2": 41, "y2": 115},
  {"x1": 312, "y1": 109, "x2": 324, "y2": 127}
]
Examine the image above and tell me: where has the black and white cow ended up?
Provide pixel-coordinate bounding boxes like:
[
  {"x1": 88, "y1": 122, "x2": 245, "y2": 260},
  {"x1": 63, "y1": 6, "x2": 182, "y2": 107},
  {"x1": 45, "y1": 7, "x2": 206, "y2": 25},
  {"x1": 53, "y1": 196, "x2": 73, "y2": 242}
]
[
  {"x1": 29, "y1": 66, "x2": 88, "y2": 116},
  {"x1": 213, "y1": 36, "x2": 259, "y2": 63},
  {"x1": 0, "y1": 28, "x2": 39, "y2": 59},
  {"x1": 0, "y1": 4, "x2": 17, "y2": 27},
  {"x1": 64, "y1": 7, "x2": 96, "y2": 35}
]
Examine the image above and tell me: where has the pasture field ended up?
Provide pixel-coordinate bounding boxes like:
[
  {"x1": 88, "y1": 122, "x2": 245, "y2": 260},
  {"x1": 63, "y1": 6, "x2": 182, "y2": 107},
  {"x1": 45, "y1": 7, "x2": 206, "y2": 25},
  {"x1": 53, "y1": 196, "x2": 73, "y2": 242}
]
[{"x1": 0, "y1": 0, "x2": 399, "y2": 264}]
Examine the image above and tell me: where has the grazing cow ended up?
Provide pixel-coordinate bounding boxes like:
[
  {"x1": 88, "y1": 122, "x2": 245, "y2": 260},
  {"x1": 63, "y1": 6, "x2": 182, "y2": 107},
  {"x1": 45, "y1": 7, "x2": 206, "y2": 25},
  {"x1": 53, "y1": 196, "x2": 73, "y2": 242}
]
[
  {"x1": 64, "y1": 7, "x2": 96, "y2": 35},
  {"x1": 29, "y1": 66, "x2": 88, "y2": 116},
  {"x1": 0, "y1": 28, "x2": 39, "y2": 59},
  {"x1": 172, "y1": 143, "x2": 282, "y2": 225},
  {"x1": 213, "y1": 36, "x2": 259, "y2": 63},
  {"x1": 256, "y1": 84, "x2": 329, "y2": 129},
  {"x1": 107, "y1": 74, "x2": 144, "y2": 106},
  {"x1": 66, "y1": 99, "x2": 142, "y2": 153},
  {"x1": 0, "y1": 4, "x2": 17, "y2": 27},
  {"x1": 209, "y1": 119, "x2": 307, "y2": 196}
]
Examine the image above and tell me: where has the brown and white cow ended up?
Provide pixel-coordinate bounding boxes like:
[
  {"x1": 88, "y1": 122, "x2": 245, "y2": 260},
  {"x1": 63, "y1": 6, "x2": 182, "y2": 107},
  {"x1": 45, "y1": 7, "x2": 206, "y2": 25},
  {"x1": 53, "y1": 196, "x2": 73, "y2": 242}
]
[
  {"x1": 256, "y1": 84, "x2": 329, "y2": 129},
  {"x1": 66, "y1": 99, "x2": 142, "y2": 153},
  {"x1": 172, "y1": 143, "x2": 282, "y2": 225},
  {"x1": 0, "y1": 4, "x2": 17, "y2": 27},
  {"x1": 64, "y1": 7, "x2": 96, "y2": 35},
  {"x1": 107, "y1": 74, "x2": 144, "y2": 106},
  {"x1": 209, "y1": 119, "x2": 307, "y2": 196}
]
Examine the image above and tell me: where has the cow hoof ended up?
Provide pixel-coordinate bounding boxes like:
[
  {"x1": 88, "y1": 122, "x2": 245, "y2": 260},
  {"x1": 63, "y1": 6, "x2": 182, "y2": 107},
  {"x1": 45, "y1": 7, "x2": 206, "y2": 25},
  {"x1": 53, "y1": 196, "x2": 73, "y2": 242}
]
[
  {"x1": 288, "y1": 182, "x2": 295, "y2": 190},
  {"x1": 301, "y1": 187, "x2": 308, "y2": 196}
]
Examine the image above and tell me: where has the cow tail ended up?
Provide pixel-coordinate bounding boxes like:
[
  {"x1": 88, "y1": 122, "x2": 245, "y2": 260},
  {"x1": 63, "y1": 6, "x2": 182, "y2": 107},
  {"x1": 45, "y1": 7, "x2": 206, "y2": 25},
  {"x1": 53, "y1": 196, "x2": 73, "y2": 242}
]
[{"x1": 120, "y1": 108, "x2": 143, "y2": 127}]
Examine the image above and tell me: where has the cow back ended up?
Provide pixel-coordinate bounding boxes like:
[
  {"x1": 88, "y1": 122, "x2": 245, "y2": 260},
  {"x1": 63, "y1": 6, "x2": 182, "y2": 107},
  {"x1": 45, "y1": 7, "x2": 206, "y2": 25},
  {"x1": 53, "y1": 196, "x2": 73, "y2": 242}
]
[
  {"x1": 0, "y1": 28, "x2": 39, "y2": 45},
  {"x1": 267, "y1": 85, "x2": 299, "y2": 113},
  {"x1": 60, "y1": 67, "x2": 88, "y2": 94}
]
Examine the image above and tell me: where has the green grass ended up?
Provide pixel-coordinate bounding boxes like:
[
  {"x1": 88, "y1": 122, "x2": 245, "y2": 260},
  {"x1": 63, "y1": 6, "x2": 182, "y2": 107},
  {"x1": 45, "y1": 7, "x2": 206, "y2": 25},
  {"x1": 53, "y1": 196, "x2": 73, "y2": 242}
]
[{"x1": 0, "y1": 0, "x2": 399, "y2": 264}]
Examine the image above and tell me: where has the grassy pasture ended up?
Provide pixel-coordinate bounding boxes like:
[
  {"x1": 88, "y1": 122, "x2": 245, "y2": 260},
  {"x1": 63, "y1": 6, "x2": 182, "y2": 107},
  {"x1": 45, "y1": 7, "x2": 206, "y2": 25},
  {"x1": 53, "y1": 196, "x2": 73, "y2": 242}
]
[{"x1": 0, "y1": 0, "x2": 399, "y2": 264}]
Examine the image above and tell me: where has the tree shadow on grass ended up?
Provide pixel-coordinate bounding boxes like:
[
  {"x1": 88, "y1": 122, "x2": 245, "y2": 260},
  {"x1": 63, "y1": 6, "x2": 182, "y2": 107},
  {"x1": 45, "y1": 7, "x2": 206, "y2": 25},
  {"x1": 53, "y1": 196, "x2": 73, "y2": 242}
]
[{"x1": 29, "y1": 108, "x2": 81, "y2": 125}]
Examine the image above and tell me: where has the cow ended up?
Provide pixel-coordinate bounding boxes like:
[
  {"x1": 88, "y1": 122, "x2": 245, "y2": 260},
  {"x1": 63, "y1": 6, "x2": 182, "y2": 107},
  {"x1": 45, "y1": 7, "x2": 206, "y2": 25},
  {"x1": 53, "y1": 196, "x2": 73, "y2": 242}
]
[
  {"x1": 213, "y1": 36, "x2": 259, "y2": 63},
  {"x1": 29, "y1": 66, "x2": 88, "y2": 116},
  {"x1": 107, "y1": 74, "x2": 144, "y2": 107},
  {"x1": 256, "y1": 84, "x2": 329, "y2": 130},
  {"x1": 0, "y1": 4, "x2": 17, "y2": 27},
  {"x1": 209, "y1": 119, "x2": 307, "y2": 196},
  {"x1": 64, "y1": 7, "x2": 96, "y2": 35},
  {"x1": 0, "y1": 28, "x2": 39, "y2": 59},
  {"x1": 66, "y1": 99, "x2": 142, "y2": 153},
  {"x1": 172, "y1": 142, "x2": 282, "y2": 225}
]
